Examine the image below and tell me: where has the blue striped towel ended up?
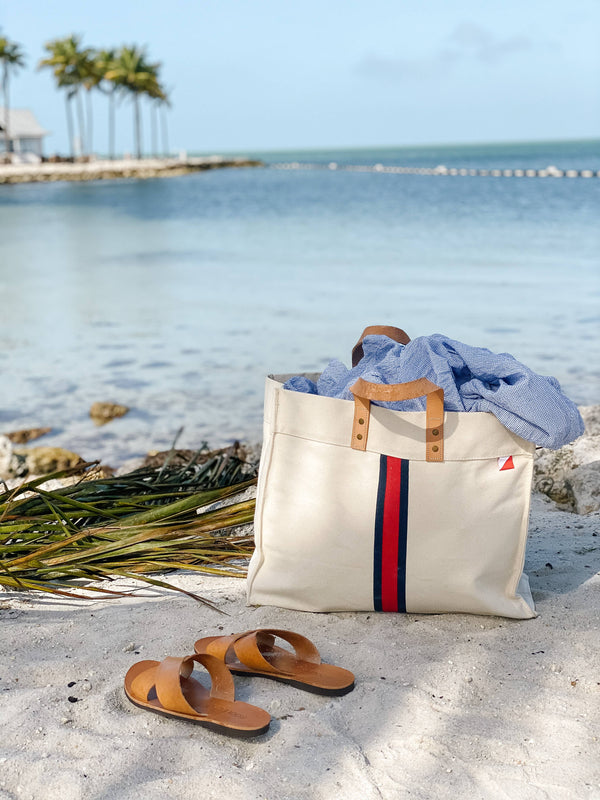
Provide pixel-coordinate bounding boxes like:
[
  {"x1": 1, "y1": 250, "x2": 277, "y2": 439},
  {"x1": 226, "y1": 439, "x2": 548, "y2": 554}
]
[{"x1": 283, "y1": 334, "x2": 584, "y2": 449}]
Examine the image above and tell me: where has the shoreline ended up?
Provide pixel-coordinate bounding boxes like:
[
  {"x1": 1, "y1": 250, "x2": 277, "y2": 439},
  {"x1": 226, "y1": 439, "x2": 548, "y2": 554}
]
[{"x1": 0, "y1": 156, "x2": 264, "y2": 185}]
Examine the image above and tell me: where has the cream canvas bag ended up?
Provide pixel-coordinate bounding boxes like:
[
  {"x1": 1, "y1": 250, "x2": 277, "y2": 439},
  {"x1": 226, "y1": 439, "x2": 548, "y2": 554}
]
[{"x1": 247, "y1": 329, "x2": 537, "y2": 619}]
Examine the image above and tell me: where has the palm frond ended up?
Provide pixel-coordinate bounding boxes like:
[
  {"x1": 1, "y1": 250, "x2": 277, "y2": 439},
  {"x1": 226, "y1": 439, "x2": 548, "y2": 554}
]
[{"x1": 0, "y1": 445, "x2": 257, "y2": 607}]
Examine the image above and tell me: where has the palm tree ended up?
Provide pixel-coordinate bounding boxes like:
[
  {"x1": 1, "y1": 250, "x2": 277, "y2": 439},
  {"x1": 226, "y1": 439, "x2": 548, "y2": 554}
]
[
  {"x1": 160, "y1": 96, "x2": 170, "y2": 157},
  {"x1": 57, "y1": 73, "x2": 77, "y2": 158},
  {"x1": 38, "y1": 35, "x2": 93, "y2": 156},
  {"x1": 146, "y1": 81, "x2": 169, "y2": 158},
  {"x1": 81, "y1": 50, "x2": 102, "y2": 156},
  {"x1": 0, "y1": 36, "x2": 26, "y2": 157},
  {"x1": 95, "y1": 48, "x2": 118, "y2": 158},
  {"x1": 105, "y1": 46, "x2": 163, "y2": 159}
]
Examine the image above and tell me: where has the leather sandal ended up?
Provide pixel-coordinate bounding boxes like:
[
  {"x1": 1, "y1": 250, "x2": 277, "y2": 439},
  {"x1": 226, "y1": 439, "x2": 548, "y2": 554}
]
[
  {"x1": 194, "y1": 629, "x2": 355, "y2": 696},
  {"x1": 124, "y1": 652, "x2": 270, "y2": 737}
]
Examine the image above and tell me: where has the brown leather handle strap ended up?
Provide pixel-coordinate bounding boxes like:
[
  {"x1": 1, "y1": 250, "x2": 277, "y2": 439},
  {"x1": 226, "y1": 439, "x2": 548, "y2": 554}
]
[
  {"x1": 349, "y1": 377, "x2": 444, "y2": 462},
  {"x1": 351, "y1": 326, "x2": 411, "y2": 367}
]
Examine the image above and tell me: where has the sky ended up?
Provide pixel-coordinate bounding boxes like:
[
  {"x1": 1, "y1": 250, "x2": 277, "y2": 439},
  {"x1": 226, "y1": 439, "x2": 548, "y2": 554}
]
[{"x1": 2, "y1": 0, "x2": 599, "y2": 155}]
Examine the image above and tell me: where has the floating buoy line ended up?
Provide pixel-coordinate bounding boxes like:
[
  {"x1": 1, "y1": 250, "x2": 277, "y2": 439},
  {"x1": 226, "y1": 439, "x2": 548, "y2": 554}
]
[{"x1": 270, "y1": 162, "x2": 600, "y2": 178}]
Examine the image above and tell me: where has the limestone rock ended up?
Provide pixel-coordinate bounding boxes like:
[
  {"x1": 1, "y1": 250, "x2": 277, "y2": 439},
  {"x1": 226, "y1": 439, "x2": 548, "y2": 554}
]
[
  {"x1": 80, "y1": 464, "x2": 115, "y2": 480},
  {"x1": 0, "y1": 435, "x2": 85, "y2": 479},
  {"x1": 566, "y1": 461, "x2": 600, "y2": 515},
  {"x1": 0, "y1": 435, "x2": 24, "y2": 479},
  {"x1": 4, "y1": 427, "x2": 52, "y2": 444},
  {"x1": 142, "y1": 441, "x2": 248, "y2": 468},
  {"x1": 89, "y1": 402, "x2": 130, "y2": 426},
  {"x1": 534, "y1": 448, "x2": 575, "y2": 506},
  {"x1": 534, "y1": 405, "x2": 600, "y2": 513},
  {"x1": 18, "y1": 447, "x2": 84, "y2": 477},
  {"x1": 579, "y1": 405, "x2": 600, "y2": 436}
]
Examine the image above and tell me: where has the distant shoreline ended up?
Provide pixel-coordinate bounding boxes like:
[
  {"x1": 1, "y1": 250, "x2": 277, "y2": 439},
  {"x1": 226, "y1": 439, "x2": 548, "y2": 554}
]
[{"x1": 0, "y1": 156, "x2": 264, "y2": 185}]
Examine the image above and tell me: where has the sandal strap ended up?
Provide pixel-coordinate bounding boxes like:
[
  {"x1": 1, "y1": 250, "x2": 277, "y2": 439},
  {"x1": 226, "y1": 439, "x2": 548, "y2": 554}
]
[
  {"x1": 130, "y1": 662, "x2": 161, "y2": 703},
  {"x1": 155, "y1": 656, "x2": 203, "y2": 717},
  {"x1": 194, "y1": 653, "x2": 236, "y2": 701},
  {"x1": 204, "y1": 631, "x2": 252, "y2": 661},
  {"x1": 233, "y1": 629, "x2": 322, "y2": 675},
  {"x1": 135, "y1": 654, "x2": 235, "y2": 716}
]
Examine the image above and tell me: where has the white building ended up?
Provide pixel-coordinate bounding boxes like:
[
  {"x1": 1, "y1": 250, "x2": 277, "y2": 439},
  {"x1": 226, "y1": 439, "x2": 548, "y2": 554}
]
[{"x1": 0, "y1": 108, "x2": 49, "y2": 159}]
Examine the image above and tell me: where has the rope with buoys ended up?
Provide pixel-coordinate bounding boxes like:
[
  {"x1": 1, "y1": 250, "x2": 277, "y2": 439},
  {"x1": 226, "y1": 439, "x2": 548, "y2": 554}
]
[{"x1": 270, "y1": 162, "x2": 599, "y2": 178}]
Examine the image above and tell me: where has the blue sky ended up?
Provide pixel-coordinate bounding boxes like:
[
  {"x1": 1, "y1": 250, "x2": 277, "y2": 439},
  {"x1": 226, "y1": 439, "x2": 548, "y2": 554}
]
[{"x1": 2, "y1": 0, "x2": 599, "y2": 155}]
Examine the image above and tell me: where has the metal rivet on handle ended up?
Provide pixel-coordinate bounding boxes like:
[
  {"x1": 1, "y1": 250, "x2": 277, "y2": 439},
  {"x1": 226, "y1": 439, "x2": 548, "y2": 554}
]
[
  {"x1": 432, "y1": 445, "x2": 439, "y2": 452},
  {"x1": 432, "y1": 429, "x2": 439, "y2": 436},
  {"x1": 356, "y1": 433, "x2": 363, "y2": 440},
  {"x1": 358, "y1": 418, "x2": 365, "y2": 425}
]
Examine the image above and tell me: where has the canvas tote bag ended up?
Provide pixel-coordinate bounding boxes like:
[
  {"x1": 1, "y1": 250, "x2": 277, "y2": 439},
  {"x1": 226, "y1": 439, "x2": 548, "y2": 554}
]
[{"x1": 247, "y1": 326, "x2": 537, "y2": 619}]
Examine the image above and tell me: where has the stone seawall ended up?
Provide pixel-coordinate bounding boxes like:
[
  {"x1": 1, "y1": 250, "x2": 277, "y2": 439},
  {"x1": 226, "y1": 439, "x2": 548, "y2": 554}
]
[{"x1": 0, "y1": 156, "x2": 263, "y2": 185}]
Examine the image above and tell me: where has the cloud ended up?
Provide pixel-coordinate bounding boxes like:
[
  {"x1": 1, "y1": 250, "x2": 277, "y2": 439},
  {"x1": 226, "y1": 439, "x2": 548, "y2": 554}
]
[
  {"x1": 356, "y1": 23, "x2": 534, "y2": 82},
  {"x1": 446, "y1": 22, "x2": 532, "y2": 63},
  {"x1": 357, "y1": 54, "x2": 430, "y2": 81}
]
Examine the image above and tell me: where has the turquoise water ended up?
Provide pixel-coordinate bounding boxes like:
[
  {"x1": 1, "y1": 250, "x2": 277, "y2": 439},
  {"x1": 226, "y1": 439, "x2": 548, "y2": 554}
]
[{"x1": 0, "y1": 140, "x2": 598, "y2": 465}]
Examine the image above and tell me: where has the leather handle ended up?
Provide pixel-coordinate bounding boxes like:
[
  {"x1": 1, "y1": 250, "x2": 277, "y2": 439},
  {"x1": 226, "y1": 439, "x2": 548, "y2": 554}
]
[
  {"x1": 351, "y1": 325, "x2": 411, "y2": 367},
  {"x1": 349, "y1": 377, "x2": 444, "y2": 462}
]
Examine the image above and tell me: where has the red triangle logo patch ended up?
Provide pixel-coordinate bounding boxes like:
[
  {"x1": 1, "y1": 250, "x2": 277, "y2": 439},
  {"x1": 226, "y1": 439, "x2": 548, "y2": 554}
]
[{"x1": 498, "y1": 456, "x2": 515, "y2": 471}]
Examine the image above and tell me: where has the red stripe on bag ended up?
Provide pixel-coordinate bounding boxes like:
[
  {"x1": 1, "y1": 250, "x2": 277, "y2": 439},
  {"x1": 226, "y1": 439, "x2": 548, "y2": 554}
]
[{"x1": 381, "y1": 457, "x2": 403, "y2": 612}]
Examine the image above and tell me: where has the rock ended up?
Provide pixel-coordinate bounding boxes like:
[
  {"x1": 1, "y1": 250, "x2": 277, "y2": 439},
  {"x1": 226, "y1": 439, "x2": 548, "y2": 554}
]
[
  {"x1": 115, "y1": 458, "x2": 145, "y2": 476},
  {"x1": 89, "y1": 402, "x2": 130, "y2": 426},
  {"x1": 143, "y1": 448, "x2": 205, "y2": 468},
  {"x1": 142, "y1": 441, "x2": 249, "y2": 468},
  {"x1": 17, "y1": 447, "x2": 84, "y2": 477},
  {"x1": 534, "y1": 446, "x2": 579, "y2": 506},
  {"x1": 566, "y1": 461, "x2": 600, "y2": 515},
  {"x1": 0, "y1": 435, "x2": 24, "y2": 479},
  {"x1": 80, "y1": 464, "x2": 115, "y2": 480},
  {"x1": 580, "y1": 405, "x2": 600, "y2": 436},
  {"x1": 4, "y1": 427, "x2": 52, "y2": 444},
  {"x1": 0, "y1": 436, "x2": 85, "y2": 480},
  {"x1": 534, "y1": 405, "x2": 600, "y2": 513}
]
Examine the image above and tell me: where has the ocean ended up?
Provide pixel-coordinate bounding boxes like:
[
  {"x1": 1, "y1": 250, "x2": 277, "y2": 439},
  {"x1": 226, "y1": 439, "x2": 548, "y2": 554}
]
[{"x1": 0, "y1": 139, "x2": 598, "y2": 466}]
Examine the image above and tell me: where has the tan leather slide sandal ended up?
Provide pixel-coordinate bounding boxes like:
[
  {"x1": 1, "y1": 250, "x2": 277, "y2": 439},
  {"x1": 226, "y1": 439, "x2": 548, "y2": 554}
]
[
  {"x1": 194, "y1": 629, "x2": 355, "y2": 696},
  {"x1": 124, "y1": 652, "x2": 270, "y2": 737}
]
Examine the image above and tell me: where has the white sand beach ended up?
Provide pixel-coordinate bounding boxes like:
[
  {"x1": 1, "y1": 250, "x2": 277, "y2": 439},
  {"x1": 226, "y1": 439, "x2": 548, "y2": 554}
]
[{"x1": 0, "y1": 493, "x2": 598, "y2": 800}]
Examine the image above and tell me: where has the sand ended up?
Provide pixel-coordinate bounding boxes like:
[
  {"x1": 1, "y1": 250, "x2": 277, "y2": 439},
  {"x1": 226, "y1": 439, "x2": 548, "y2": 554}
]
[{"x1": 1, "y1": 493, "x2": 599, "y2": 800}]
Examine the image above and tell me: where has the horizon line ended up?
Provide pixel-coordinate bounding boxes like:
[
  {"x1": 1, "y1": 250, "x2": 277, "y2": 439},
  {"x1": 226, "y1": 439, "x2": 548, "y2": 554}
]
[{"x1": 189, "y1": 137, "x2": 600, "y2": 156}]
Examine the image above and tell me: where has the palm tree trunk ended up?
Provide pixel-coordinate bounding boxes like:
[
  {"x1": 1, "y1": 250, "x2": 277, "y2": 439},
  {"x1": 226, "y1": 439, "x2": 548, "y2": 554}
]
[
  {"x1": 108, "y1": 92, "x2": 115, "y2": 160},
  {"x1": 65, "y1": 94, "x2": 75, "y2": 158},
  {"x1": 160, "y1": 104, "x2": 169, "y2": 157},
  {"x1": 134, "y1": 94, "x2": 142, "y2": 159},
  {"x1": 150, "y1": 102, "x2": 158, "y2": 158},
  {"x1": 2, "y1": 66, "x2": 10, "y2": 155},
  {"x1": 75, "y1": 88, "x2": 86, "y2": 156},
  {"x1": 86, "y1": 90, "x2": 93, "y2": 156}
]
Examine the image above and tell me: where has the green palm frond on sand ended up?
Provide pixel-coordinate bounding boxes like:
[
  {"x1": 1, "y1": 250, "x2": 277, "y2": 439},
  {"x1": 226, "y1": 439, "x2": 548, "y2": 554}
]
[{"x1": 0, "y1": 449, "x2": 257, "y2": 607}]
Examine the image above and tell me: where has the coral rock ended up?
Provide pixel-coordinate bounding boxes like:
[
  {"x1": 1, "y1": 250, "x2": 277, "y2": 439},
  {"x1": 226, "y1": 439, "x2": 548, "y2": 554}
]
[
  {"x1": 534, "y1": 405, "x2": 600, "y2": 514},
  {"x1": 4, "y1": 427, "x2": 52, "y2": 444},
  {"x1": 89, "y1": 402, "x2": 130, "y2": 426},
  {"x1": 566, "y1": 461, "x2": 600, "y2": 515},
  {"x1": 0, "y1": 435, "x2": 22, "y2": 479},
  {"x1": 17, "y1": 447, "x2": 84, "y2": 477}
]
